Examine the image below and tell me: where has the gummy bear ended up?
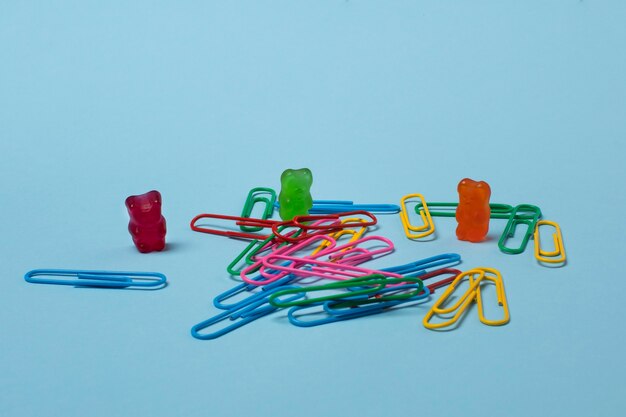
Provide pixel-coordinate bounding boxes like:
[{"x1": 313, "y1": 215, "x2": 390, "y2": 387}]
[
  {"x1": 125, "y1": 190, "x2": 167, "y2": 253},
  {"x1": 456, "y1": 178, "x2": 491, "y2": 242},
  {"x1": 278, "y1": 168, "x2": 313, "y2": 221}
]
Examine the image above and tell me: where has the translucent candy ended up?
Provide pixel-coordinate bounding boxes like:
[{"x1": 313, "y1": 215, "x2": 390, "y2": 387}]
[
  {"x1": 278, "y1": 168, "x2": 313, "y2": 221},
  {"x1": 456, "y1": 178, "x2": 491, "y2": 242},
  {"x1": 125, "y1": 190, "x2": 166, "y2": 253}
]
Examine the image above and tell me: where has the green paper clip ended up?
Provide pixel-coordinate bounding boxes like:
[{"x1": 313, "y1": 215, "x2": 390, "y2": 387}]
[
  {"x1": 240, "y1": 187, "x2": 276, "y2": 232},
  {"x1": 267, "y1": 274, "x2": 424, "y2": 308},
  {"x1": 414, "y1": 202, "x2": 515, "y2": 219},
  {"x1": 498, "y1": 204, "x2": 542, "y2": 254}
]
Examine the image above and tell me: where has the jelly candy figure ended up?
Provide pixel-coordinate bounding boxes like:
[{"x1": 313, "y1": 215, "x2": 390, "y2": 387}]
[
  {"x1": 456, "y1": 178, "x2": 491, "y2": 242},
  {"x1": 278, "y1": 168, "x2": 313, "y2": 221},
  {"x1": 125, "y1": 190, "x2": 167, "y2": 253}
]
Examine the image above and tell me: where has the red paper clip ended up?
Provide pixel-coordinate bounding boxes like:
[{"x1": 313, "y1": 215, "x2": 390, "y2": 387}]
[
  {"x1": 291, "y1": 210, "x2": 377, "y2": 230},
  {"x1": 271, "y1": 211, "x2": 378, "y2": 243},
  {"x1": 190, "y1": 213, "x2": 279, "y2": 240},
  {"x1": 191, "y1": 210, "x2": 378, "y2": 244},
  {"x1": 421, "y1": 268, "x2": 462, "y2": 293}
]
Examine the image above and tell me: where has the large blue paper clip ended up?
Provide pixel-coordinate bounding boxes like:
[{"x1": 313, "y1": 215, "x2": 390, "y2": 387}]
[
  {"x1": 382, "y1": 253, "x2": 461, "y2": 277},
  {"x1": 275, "y1": 200, "x2": 400, "y2": 214},
  {"x1": 191, "y1": 284, "x2": 304, "y2": 340},
  {"x1": 287, "y1": 286, "x2": 432, "y2": 327},
  {"x1": 214, "y1": 263, "x2": 304, "y2": 311},
  {"x1": 24, "y1": 269, "x2": 167, "y2": 289},
  {"x1": 213, "y1": 274, "x2": 297, "y2": 311}
]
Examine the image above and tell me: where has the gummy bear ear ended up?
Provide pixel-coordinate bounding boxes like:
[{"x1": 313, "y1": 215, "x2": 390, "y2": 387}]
[
  {"x1": 281, "y1": 169, "x2": 295, "y2": 183},
  {"x1": 146, "y1": 190, "x2": 161, "y2": 205},
  {"x1": 476, "y1": 181, "x2": 491, "y2": 194},
  {"x1": 301, "y1": 168, "x2": 313, "y2": 186},
  {"x1": 458, "y1": 178, "x2": 471, "y2": 192},
  {"x1": 125, "y1": 195, "x2": 137, "y2": 209},
  {"x1": 476, "y1": 181, "x2": 491, "y2": 200}
]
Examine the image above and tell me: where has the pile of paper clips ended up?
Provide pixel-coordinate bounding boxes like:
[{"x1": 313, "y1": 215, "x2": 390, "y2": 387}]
[
  {"x1": 188, "y1": 187, "x2": 566, "y2": 340},
  {"x1": 22, "y1": 182, "x2": 565, "y2": 340}
]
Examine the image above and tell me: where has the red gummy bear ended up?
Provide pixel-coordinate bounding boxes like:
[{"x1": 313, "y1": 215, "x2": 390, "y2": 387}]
[
  {"x1": 456, "y1": 178, "x2": 491, "y2": 243},
  {"x1": 125, "y1": 190, "x2": 166, "y2": 253}
]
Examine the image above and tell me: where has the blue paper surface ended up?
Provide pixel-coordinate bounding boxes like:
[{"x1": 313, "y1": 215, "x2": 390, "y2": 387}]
[{"x1": 1, "y1": 2, "x2": 625, "y2": 417}]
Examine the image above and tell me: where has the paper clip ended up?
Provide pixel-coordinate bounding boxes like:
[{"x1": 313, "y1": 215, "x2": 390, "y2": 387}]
[
  {"x1": 268, "y1": 274, "x2": 424, "y2": 308},
  {"x1": 430, "y1": 269, "x2": 483, "y2": 311},
  {"x1": 259, "y1": 248, "x2": 401, "y2": 284},
  {"x1": 471, "y1": 268, "x2": 509, "y2": 326},
  {"x1": 414, "y1": 202, "x2": 515, "y2": 219},
  {"x1": 313, "y1": 234, "x2": 394, "y2": 266},
  {"x1": 24, "y1": 269, "x2": 167, "y2": 289},
  {"x1": 191, "y1": 284, "x2": 304, "y2": 340},
  {"x1": 399, "y1": 194, "x2": 435, "y2": 239},
  {"x1": 214, "y1": 268, "x2": 298, "y2": 310},
  {"x1": 190, "y1": 213, "x2": 279, "y2": 240},
  {"x1": 226, "y1": 240, "x2": 261, "y2": 275},
  {"x1": 236, "y1": 221, "x2": 348, "y2": 283},
  {"x1": 275, "y1": 200, "x2": 401, "y2": 214},
  {"x1": 238, "y1": 234, "x2": 334, "y2": 284},
  {"x1": 269, "y1": 274, "x2": 388, "y2": 308},
  {"x1": 287, "y1": 284, "x2": 431, "y2": 327},
  {"x1": 243, "y1": 224, "x2": 309, "y2": 266},
  {"x1": 534, "y1": 220, "x2": 566, "y2": 264},
  {"x1": 420, "y1": 267, "x2": 462, "y2": 293},
  {"x1": 226, "y1": 225, "x2": 305, "y2": 275},
  {"x1": 498, "y1": 204, "x2": 542, "y2": 254},
  {"x1": 253, "y1": 235, "x2": 399, "y2": 285},
  {"x1": 287, "y1": 302, "x2": 378, "y2": 327},
  {"x1": 310, "y1": 217, "x2": 369, "y2": 256},
  {"x1": 381, "y1": 253, "x2": 461, "y2": 277},
  {"x1": 324, "y1": 281, "x2": 431, "y2": 314},
  {"x1": 269, "y1": 210, "x2": 378, "y2": 243},
  {"x1": 423, "y1": 269, "x2": 483, "y2": 329},
  {"x1": 240, "y1": 187, "x2": 276, "y2": 232},
  {"x1": 423, "y1": 267, "x2": 509, "y2": 329}
]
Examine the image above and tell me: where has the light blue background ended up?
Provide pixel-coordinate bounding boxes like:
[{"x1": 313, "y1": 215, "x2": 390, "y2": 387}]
[{"x1": 1, "y1": 2, "x2": 625, "y2": 417}]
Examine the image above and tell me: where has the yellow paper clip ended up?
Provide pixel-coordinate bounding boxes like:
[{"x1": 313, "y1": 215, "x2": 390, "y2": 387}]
[
  {"x1": 399, "y1": 193, "x2": 435, "y2": 239},
  {"x1": 310, "y1": 217, "x2": 368, "y2": 257},
  {"x1": 424, "y1": 267, "x2": 509, "y2": 329},
  {"x1": 423, "y1": 269, "x2": 484, "y2": 329},
  {"x1": 534, "y1": 220, "x2": 566, "y2": 264},
  {"x1": 471, "y1": 268, "x2": 509, "y2": 326}
]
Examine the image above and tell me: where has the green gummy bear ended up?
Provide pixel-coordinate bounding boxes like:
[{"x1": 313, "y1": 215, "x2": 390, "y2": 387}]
[{"x1": 278, "y1": 168, "x2": 313, "y2": 221}]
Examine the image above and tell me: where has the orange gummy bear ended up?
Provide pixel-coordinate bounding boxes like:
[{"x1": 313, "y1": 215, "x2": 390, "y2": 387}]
[{"x1": 456, "y1": 178, "x2": 491, "y2": 242}]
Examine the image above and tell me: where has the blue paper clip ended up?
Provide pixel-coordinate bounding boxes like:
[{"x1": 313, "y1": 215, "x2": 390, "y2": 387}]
[
  {"x1": 274, "y1": 200, "x2": 400, "y2": 214},
  {"x1": 381, "y1": 253, "x2": 461, "y2": 277},
  {"x1": 191, "y1": 284, "x2": 304, "y2": 340},
  {"x1": 213, "y1": 273, "x2": 297, "y2": 311},
  {"x1": 214, "y1": 262, "x2": 307, "y2": 311},
  {"x1": 24, "y1": 269, "x2": 167, "y2": 289}
]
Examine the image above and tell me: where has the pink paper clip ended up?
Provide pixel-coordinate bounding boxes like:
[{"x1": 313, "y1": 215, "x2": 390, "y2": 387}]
[
  {"x1": 314, "y1": 235, "x2": 396, "y2": 266},
  {"x1": 255, "y1": 235, "x2": 398, "y2": 284},
  {"x1": 240, "y1": 235, "x2": 337, "y2": 284},
  {"x1": 261, "y1": 253, "x2": 402, "y2": 282}
]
